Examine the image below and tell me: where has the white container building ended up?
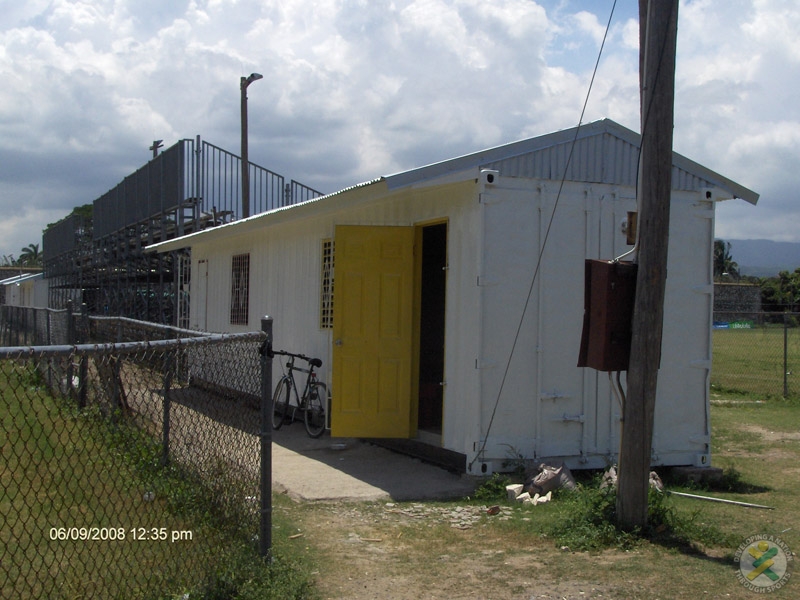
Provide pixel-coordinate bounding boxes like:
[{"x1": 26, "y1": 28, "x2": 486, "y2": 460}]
[{"x1": 148, "y1": 119, "x2": 758, "y2": 474}]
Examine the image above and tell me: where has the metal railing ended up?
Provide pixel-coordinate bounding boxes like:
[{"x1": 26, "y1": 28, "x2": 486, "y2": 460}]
[
  {"x1": 0, "y1": 307, "x2": 275, "y2": 598},
  {"x1": 43, "y1": 139, "x2": 326, "y2": 264},
  {"x1": 712, "y1": 311, "x2": 799, "y2": 398}
]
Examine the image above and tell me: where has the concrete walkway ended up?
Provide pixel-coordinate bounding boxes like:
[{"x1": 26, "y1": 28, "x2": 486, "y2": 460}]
[{"x1": 271, "y1": 424, "x2": 478, "y2": 502}]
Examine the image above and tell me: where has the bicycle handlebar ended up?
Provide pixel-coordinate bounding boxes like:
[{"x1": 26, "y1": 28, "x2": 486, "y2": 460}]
[{"x1": 269, "y1": 349, "x2": 322, "y2": 368}]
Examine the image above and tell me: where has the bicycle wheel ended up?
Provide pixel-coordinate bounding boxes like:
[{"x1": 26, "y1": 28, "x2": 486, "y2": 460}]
[
  {"x1": 272, "y1": 377, "x2": 291, "y2": 430},
  {"x1": 304, "y1": 382, "x2": 327, "y2": 438}
]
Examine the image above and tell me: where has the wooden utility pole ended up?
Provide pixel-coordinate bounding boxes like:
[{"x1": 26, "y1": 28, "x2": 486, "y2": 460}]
[{"x1": 616, "y1": 0, "x2": 679, "y2": 530}]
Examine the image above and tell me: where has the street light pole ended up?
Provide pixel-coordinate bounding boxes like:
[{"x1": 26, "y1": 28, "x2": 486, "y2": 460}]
[{"x1": 240, "y1": 72, "x2": 263, "y2": 219}]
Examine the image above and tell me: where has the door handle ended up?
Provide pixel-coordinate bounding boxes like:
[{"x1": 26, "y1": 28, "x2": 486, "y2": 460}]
[{"x1": 334, "y1": 338, "x2": 343, "y2": 346}]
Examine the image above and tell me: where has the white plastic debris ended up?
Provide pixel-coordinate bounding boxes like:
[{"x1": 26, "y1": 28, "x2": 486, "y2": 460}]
[{"x1": 506, "y1": 483, "x2": 524, "y2": 502}]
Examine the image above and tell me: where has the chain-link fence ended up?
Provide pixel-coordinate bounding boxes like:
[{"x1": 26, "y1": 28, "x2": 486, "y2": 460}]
[
  {"x1": 1, "y1": 307, "x2": 276, "y2": 599},
  {"x1": 712, "y1": 312, "x2": 799, "y2": 398}
]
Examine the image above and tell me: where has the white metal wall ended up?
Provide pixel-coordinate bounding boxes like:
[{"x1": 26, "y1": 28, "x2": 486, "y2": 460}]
[
  {"x1": 184, "y1": 173, "x2": 715, "y2": 472},
  {"x1": 471, "y1": 177, "x2": 713, "y2": 472}
]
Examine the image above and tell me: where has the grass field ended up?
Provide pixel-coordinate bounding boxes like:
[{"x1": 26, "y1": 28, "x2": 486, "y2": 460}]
[
  {"x1": 0, "y1": 361, "x2": 315, "y2": 600},
  {"x1": 712, "y1": 326, "x2": 799, "y2": 398},
  {"x1": 295, "y1": 390, "x2": 800, "y2": 599},
  {"x1": 5, "y1": 326, "x2": 799, "y2": 599}
]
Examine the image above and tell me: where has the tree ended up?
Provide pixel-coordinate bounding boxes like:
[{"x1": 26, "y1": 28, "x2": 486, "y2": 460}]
[
  {"x1": 761, "y1": 268, "x2": 800, "y2": 312},
  {"x1": 713, "y1": 239, "x2": 739, "y2": 279},
  {"x1": 18, "y1": 243, "x2": 42, "y2": 267},
  {"x1": 44, "y1": 203, "x2": 93, "y2": 233}
]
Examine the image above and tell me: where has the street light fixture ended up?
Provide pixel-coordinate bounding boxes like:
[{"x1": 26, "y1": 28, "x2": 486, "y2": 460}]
[{"x1": 241, "y1": 72, "x2": 263, "y2": 219}]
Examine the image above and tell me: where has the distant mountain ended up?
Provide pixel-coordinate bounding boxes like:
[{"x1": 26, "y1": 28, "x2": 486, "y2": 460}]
[{"x1": 723, "y1": 239, "x2": 800, "y2": 277}]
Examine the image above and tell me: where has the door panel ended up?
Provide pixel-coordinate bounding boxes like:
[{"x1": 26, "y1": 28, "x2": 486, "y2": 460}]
[{"x1": 331, "y1": 225, "x2": 414, "y2": 438}]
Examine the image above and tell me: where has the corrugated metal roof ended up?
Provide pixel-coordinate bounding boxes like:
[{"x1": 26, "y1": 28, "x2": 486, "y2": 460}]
[
  {"x1": 385, "y1": 119, "x2": 759, "y2": 204},
  {"x1": 0, "y1": 272, "x2": 43, "y2": 286},
  {"x1": 147, "y1": 119, "x2": 758, "y2": 254}
]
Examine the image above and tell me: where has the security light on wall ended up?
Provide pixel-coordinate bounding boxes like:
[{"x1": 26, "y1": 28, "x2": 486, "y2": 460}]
[{"x1": 480, "y1": 169, "x2": 500, "y2": 185}]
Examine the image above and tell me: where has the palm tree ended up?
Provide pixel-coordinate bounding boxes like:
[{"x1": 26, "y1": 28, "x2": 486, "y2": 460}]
[
  {"x1": 18, "y1": 243, "x2": 41, "y2": 267},
  {"x1": 713, "y1": 239, "x2": 739, "y2": 279}
]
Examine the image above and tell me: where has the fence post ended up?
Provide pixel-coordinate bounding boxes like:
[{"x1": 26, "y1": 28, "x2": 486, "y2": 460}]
[
  {"x1": 46, "y1": 308, "x2": 52, "y2": 388},
  {"x1": 162, "y1": 349, "x2": 174, "y2": 467},
  {"x1": 66, "y1": 300, "x2": 75, "y2": 401},
  {"x1": 785, "y1": 313, "x2": 789, "y2": 398},
  {"x1": 259, "y1": 315, "x2": 273, "y2": 558},
  {"x1": 112, "y1": 319, "x2": 123, "y2": 414},
  {"x1": 78, "y1": 303, "x2": 89, "y2": 409}
]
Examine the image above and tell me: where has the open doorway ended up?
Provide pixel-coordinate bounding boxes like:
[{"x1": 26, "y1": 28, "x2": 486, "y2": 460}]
[{"x1": 417, "y1": 222, "x2": 447, "y2": 435}]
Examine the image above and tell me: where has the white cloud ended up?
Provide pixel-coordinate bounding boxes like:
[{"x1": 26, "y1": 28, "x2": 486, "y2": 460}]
[
  {"x1": 745, "y1": 0, "x2": 800, "y2": 62},
  {"x1": 573, "y1": 10, "x2": 605, "y2": 45},
  {"x1": 619, "y1": 17, "x2": 638, "y2": 50},
  {"x1": 0, "y1": 0, "x2": 797, "y2": 260},
  {"x1": 668, "y1": 0, "x2": 800, "y2": 246}
]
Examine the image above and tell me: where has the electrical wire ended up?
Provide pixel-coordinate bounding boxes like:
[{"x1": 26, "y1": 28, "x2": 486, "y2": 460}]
[
  {"x1": 469, "y1": 0, "x2": 618, "y2": 471},
  {"x1": 609, "y1": 370, "x2": 626, "y2": 413}
]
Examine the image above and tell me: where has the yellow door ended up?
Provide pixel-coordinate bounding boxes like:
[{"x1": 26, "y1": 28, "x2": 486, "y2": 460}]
[{"x1": 331, "y1": 225, "x2": 415, "y2": 438}]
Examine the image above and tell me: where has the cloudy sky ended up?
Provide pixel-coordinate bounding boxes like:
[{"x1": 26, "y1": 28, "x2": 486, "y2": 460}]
[{"x1": 0, "y1": 0, "x2": 798, "y2": 262}]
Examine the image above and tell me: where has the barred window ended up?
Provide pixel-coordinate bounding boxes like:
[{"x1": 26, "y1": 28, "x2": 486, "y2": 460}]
[
  {"x1": 177, "y1": 252, "x2": 191, "y2": 330},
  {"x1": 230, "y1": 253, "x2": 250, "y2": 326},
  {"x1": 320, "y1": 239, "x2": 335, "y2": 329}
]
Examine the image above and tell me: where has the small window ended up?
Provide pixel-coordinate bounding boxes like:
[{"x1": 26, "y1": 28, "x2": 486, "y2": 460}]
[
  {"x1": 177, "y1": 252, "x2": 191, "y2": 330},
  {"x1": 320, "y1": 239, "x2": 335, "y2": 329},
  {"x1": 230, "y1": 253, "x2": 250, "y2": 325}
]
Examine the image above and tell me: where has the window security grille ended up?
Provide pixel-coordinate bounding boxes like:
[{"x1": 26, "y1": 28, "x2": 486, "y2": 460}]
[
  {"x1": 230, "y1": 253, "x2": 250, "y2": 325},
  {"x1": 177, "y1": 253, "x2": 191, "y2": 330},
  {"x1": 320, "y1": 240, "x2": 334, "y2": 329}
]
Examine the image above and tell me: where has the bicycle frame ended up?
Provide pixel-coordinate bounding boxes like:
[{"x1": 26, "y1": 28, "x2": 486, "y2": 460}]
[
  {"x1": 270, "y1": 350, "x2": 326, "y2": 437},
  {"x1": 281, "y1": 355, "x2": 318, "y2": 417}
]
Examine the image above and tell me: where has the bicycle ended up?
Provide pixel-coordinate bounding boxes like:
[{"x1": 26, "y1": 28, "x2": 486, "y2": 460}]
[{"x1": 270, "y1": 350, "x2": 328, "y2": 438}]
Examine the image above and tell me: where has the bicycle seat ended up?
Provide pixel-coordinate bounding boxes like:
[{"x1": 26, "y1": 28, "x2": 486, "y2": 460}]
[{"x1": 309, "y1": 358, "x2": 323, "y2": 368}]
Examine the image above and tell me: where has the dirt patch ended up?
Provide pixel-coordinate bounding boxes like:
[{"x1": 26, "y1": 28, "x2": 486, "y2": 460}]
[
  {"x1": 287, "y1": 501, "x2": 620, "y2": 600},
  {"x1": 734, "y1": 424, "x2": 800, "y2": 461},
  {"x1": 740, "y1": 423, "x2": 800, "y2": 443}
]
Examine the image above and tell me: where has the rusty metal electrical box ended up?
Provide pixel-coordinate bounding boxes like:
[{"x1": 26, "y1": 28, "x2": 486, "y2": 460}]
[{"x1": 577, "y1": 259, "x2": 638, "y2": 372}]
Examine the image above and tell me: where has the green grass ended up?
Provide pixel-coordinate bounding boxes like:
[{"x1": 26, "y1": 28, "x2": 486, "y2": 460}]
[
  {"x1": 238, "y1": 383, "x2": 800, "y2": 599},
  {"x1": 712, "y1": 326, "x2": 799, "y2": 398},
  {"x1": 1, "y1": 361, "x2": 317, "y2": 600},
  {"x1": 470, "y1": 472, "x2": 736, "y2": 553},
  {"x1": 452, "y1": 390, "x2": 800, "y2": 597}
]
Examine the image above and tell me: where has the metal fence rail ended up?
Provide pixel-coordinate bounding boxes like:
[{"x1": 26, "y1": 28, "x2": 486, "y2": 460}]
[
  {"x1": 712, "y1": 311, "x2": 799, "y2": 398},
  {"x1": 42, "y1": 136, "x2": 325, "y2": 325},
  {"x1": 0, "y1": 311, "x2": 274, "y2": 599}
]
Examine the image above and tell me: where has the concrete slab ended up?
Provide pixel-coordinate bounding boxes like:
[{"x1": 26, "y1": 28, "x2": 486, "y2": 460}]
[{"x1": 271, "y1": 424, "x2": 478, "y2": 502}]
